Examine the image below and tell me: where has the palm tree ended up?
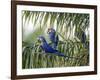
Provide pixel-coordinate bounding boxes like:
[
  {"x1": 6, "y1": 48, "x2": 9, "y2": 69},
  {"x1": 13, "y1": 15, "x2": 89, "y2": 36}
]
[{"x1": 22, "y1": 11, "x2": 89, "y2": 69}]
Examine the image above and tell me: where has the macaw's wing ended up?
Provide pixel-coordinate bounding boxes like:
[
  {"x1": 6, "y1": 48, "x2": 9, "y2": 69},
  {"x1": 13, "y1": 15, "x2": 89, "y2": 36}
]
[
  {"x1": 41, "y1": 41, "x2": 67, "y2": 57},
  {"x1": 42, "y1": 42, "x2": 57, "y2": 53},
  {"x1": 55, "y1": 35, "x2": 59, "y2": 43},
  {"x1": 52, "y1": 35, "x2": 59, "y2": 49},
  {"x1": 81, "y1": 31, "x2": 86, "y2": 43},
  {"x1": 49, "y1": 32, "x2": 56, "y2": 42}
]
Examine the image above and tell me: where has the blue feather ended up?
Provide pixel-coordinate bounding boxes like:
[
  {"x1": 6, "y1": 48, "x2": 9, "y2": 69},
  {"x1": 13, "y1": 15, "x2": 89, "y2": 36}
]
[
  {"x1": 38, "y1": 36, "x2": 66, "y2": 58},
  {"x1": 38, "y1": 36, "x2": 79, "y2": 60},
  {"x1": 47, "y1": 28, "x2": 59, "y2": 49}
]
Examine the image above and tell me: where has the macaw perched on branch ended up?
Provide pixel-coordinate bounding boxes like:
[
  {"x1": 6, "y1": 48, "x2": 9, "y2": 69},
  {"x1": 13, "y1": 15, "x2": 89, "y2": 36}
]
[
  {"x1": 47, "y1": 28, "x2": 59, "y2": 49},
  {"x1": 37, "y1": 36, "x2": 79, "y2": 60},
  {"x1": 81, "y1": 31, "x2": 86, "y2": 44},
  {"x1": 81, "y1": 31, "x2": 88, "y2": 48},
  {"x1": 75, "y1": 29, "x2": 88, "y2": 49},
  {"x1": 38, "y1": 36, "x2": 67, "y2": 57}
]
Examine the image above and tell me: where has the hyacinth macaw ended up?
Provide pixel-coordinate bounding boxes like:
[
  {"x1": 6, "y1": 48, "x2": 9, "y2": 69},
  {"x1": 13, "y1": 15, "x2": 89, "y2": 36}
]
[
  {"x1": 38, "y1": 36, "x2": 67, "y2": 58},
  {"x1": 47, "y1": 28, "x2": 59, "y2": 49},
  {"x1": 81, "y1": 31, "x2": 86, "y2": 44},
  {"x1": 37, "y1": 36, "x2": 79, "y2": 60},
  {"x1": 81, "y1": 31, "x2": 88, "y2": 48},
  {"x1": 76, "y1": 30, "x2": 88, "y2": 48}
]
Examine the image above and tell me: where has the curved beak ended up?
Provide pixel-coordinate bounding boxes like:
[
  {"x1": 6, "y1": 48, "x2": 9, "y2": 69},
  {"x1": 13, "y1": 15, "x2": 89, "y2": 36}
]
[{"x1": 37, "y1": 37, "x2": 41, "y2": 43}]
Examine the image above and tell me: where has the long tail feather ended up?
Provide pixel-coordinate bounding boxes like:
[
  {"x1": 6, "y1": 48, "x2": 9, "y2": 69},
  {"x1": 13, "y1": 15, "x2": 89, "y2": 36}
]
[{"x1": 55, "y1": 52, "x2": 79, "y2": 60}]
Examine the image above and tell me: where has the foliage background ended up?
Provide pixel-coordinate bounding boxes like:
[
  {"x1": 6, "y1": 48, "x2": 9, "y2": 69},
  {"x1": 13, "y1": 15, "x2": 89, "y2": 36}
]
[{"x1": 22, "y1": 11, "x2": 89, "y2": 69}]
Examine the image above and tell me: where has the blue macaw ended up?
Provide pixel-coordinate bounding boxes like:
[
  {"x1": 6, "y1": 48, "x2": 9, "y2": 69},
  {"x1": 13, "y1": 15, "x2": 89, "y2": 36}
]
[
  {"x1": 81, "y1": 31, "x2": 88, "y2": 48},
  {"x1": 81, "y1": 31, "x2": 86, "y2": 44},
  {"x1": 47, "y1": 28, "x2": 59, "y2": 49},
  {"x1": 38, "y1": 36, "x2": 67, "y2": 58},
  {"x1": 38, "y1": 36, "x2": 78, "y2": 60},
  {"x1": 76, "y1": 30, "x2": 88, "y2": 49}
]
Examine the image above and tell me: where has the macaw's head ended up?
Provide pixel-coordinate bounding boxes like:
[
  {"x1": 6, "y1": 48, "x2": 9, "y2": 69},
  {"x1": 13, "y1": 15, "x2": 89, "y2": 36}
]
[
  {"x1": 47, "y1": 28, "x2": 55, "y2": 34},
  {"x1": 37, "y1": 36, "x2": 46, "y2": 43}
]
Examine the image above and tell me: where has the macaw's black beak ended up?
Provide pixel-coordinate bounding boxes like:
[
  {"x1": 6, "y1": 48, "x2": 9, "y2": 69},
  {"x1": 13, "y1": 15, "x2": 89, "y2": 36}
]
[
  {"x1": 47, "y1": 30, "x2": 49, "y2": 34},
  {"x1": 37, "y1": 38, "x2": 41, "y2": 43}
]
